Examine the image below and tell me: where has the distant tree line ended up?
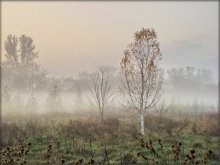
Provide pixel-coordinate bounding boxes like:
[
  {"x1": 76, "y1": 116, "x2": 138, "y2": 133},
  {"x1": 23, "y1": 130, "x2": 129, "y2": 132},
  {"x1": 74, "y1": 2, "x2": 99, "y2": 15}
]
[
  {"x1": 167, "y1": 66, "x2": 216, "y2": 94},
  {"x1": 1, "y1": 32, "x2": 218, "y2": 134},
  {"x1": 1, "y1": 34, "x2": 217, "y2": 97}
]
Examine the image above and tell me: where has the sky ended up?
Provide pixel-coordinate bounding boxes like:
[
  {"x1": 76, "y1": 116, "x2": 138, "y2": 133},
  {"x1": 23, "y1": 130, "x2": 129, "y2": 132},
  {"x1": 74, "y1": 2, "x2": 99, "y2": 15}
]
[{"x1": 1, "y1": 1, "x2": 219, "y2": 81}]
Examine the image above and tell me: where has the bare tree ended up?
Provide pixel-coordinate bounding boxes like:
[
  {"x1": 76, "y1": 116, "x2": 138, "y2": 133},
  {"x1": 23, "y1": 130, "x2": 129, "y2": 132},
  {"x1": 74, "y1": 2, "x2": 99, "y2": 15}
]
[
  {"x1": 120, "y1": 28, "x2": 164, "y2": 134},
  {"x1": 88, "y1": 67, "x2": 114, "y2": 122}
]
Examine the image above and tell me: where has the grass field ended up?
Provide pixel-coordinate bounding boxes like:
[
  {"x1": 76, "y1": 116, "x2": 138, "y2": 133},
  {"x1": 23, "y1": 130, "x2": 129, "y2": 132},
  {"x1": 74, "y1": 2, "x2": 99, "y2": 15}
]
[{"x1": 1, "y1": 111, "x2": 219, "y2": 165}]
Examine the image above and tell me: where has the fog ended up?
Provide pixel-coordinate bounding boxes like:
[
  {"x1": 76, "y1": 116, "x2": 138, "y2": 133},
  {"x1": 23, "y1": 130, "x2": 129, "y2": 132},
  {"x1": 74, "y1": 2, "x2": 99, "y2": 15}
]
[
  {"x1": 1, "y1": 65, "x2": 218, "y2": 118},
  {"x1": 1, "y1": 4, "x2": 219, "y2": 165},
  {"x1": 2, "y1": 2, "x2": 218, "y2": 78},
  {"x1": 1, "y1": 2, "x2": 218, "y2": 118}
]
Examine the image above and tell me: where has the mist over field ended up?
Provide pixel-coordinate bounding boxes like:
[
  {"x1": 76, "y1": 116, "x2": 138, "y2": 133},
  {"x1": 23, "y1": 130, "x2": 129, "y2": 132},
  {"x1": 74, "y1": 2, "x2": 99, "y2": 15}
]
[
  {"x1": 1, "y1": 69, "x2": 218, "y2": 116},
  {"x1": 1, "y1": 1, "x2": 219, "y2": 165},
  {"x1": 1, "y1": 61, "x2": 218, "y2": 117},
  {"x1": 2, "y1": 2, "x2": 218, "y2": 116}
]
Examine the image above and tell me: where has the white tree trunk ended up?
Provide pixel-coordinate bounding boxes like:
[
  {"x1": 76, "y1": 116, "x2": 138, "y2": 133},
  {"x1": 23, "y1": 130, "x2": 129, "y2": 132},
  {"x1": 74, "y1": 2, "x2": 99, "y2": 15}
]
[{"x1": 140, "y1": 112, "x2": 145, "y2": 135}]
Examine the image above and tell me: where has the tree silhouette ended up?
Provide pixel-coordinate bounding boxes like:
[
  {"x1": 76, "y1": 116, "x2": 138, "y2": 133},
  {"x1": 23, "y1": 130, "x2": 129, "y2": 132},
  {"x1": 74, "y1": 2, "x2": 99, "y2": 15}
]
[{"x1": 2, "y1": 34, "x2": 47, "y2": 91}]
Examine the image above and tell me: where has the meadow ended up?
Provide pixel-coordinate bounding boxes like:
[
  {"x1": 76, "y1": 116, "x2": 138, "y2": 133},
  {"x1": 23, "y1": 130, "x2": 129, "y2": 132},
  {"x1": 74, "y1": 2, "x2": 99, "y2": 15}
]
[
  {"x1": 1, "y1": 109, "x2": 219, "y2": 165},
  {"x1": 2, "y1": 2, "x2": 219, "y2": 164}
]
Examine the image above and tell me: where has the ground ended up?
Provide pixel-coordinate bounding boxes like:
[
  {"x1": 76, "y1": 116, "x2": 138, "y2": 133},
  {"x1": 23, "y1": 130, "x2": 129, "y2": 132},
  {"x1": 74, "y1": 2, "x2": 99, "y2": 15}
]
[{"x1": 1, "y1": 111, "x2": 219, "y2": 165}]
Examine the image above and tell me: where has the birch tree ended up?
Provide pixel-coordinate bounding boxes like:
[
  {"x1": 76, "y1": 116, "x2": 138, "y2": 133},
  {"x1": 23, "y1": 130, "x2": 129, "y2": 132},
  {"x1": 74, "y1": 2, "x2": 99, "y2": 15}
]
[{"x1": 120, "y1": 28, "x2": 164, "y2": 134}]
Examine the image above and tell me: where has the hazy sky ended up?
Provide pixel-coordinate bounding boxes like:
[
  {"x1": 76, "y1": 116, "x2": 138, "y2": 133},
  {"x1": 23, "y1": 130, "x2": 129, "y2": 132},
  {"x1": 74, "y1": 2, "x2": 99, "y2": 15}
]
[{"x1": 2, "y1": 1, "x2": 219, "y2": 80}]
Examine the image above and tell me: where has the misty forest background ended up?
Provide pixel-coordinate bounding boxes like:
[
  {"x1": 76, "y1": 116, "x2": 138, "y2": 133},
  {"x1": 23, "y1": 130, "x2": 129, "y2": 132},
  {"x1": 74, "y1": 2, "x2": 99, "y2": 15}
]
[
  {"x1": 1, "y1": 34, "x2": 217, "y2": 116},
  {"x1": 1, "y1": 31, "x2": 219, "y2": 165}
]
